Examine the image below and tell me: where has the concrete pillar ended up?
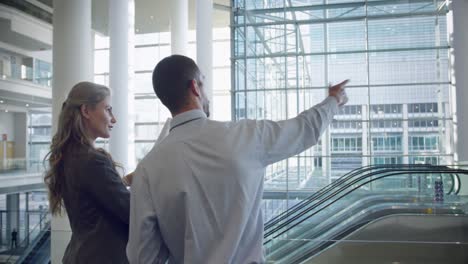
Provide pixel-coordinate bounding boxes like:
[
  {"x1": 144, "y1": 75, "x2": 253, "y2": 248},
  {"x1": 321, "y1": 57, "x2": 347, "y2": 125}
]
[
  {"x1": 25, "y1": 192, "x2": 29, "y2": 246},
  {"x1": 170, "y1": 0, "x2": 188, "y2": 55},
  {"x1": 108, "y1": 0, "x2": 136, "y2": 171},
  {"x1": 25, "y1": 112, "x2": 31, "y2": 172},
  {"x1": 52, "y1": 0, "x2": 93, "y2": 129},
  {"x1": 6, "y1": 193, "x2": 20, "y2": 246},
  {"x1": 447, "y1": 0, "x2": 468, "y2": 194},
  {"x1": 52, "y1": 0, "x2": 92, "y2": 262},
  {"x1": 0, "y1": 209, "x2": 2, "y2": 246},
  {"x1": 12, "y1": 113, "x2": 26, "y2": 159},
  {"x1": 197, "y1": 0, "x2": 214, "y2": 116}
]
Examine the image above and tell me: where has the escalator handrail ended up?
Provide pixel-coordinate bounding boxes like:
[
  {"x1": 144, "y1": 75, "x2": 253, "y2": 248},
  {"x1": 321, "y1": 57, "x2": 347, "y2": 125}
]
[
  {"x1": 263, "y1": 167, "x2": 468, "y2": 243},
  {"x1": 264, "y1": 175, "x2": 467, "y2": 263},
  {"x1": 4, "y1": 210, "x2": 51, "y2": 263},
  {"x1": 265, "y1": 167, "x2": 466, "y2": 239},
  {"x1": 265, "y1": 168, "x2": 422, "y2": 240},
  {"x1": 16, "y1": 224, "x2": 51, "y2": 264},
  {"x1": 264, "y1": 164, "x2": 439, "y2": 229},
  {"x1": 453, "y1": 173, "x2": 461, "y2": 195},
  {"x1": 265, "y1": 164, "x2": 446, "y2": 231},
  {"x1": 447, "y1": 173, "x2": 455, "y2": 195},
  {"x1": 264, "y1": 168, "x2": 468, "y2": 244},
  {"x1": 274, "y1": 204, "x2": 463, "y2": 264},
  {"x1": 264, "y1": 167, "x2": 468, "y2": 243}
]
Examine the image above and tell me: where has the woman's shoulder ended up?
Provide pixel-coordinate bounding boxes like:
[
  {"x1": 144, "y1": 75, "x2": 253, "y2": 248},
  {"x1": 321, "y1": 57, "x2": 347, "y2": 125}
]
[
  {"x1": 67, "y1": 147, "x2": 113, "y2": 169},
  {"x1": 86, "y1": 149, "x2": 114, "y2": 167},
  {"x1": 72, "y1": 149, "x2": 118, "y2": 187}
]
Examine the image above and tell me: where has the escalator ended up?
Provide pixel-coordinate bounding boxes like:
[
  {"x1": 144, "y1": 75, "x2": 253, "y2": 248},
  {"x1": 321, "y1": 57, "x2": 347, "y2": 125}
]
[
  {"x1": 264, "y1": 165, "x2": 468, "y2": 263},
  {"x1": 16, "y1": 223, "x2": 51, "y2": 264},
  {"x1": 2, "y1": 212, "x2": 51, "y2": 264}
]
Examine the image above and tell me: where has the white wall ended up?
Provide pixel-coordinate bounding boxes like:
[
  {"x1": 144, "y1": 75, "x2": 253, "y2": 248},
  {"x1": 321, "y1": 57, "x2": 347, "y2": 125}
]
[
  {"x1": 0, "y1": 52, "x2": 11, "y2": 76},
  {"x1": 0, "y1": 111, "x2": 15, "y2": 141},
  {"x1": 0, "y1": 112, "x2": 27, "y2": 158}
]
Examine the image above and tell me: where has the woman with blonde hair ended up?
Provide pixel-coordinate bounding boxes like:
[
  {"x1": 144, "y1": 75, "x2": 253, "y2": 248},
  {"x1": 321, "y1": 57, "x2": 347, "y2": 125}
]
[{"x1": 44, "y1": 81, "x2": 130, "y2": 263}]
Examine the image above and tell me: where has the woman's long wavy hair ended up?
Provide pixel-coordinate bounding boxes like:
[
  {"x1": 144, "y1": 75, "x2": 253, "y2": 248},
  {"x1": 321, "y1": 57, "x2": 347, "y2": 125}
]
[{"x1": 44, "y1": 82, "x2": 120, "y2": 216}]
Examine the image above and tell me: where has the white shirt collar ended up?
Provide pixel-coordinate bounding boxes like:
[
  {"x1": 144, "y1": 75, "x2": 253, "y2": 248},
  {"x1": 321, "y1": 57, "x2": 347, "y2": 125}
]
[{"x1": 170, "y1": 109, "x2": 207, "y2": 132}]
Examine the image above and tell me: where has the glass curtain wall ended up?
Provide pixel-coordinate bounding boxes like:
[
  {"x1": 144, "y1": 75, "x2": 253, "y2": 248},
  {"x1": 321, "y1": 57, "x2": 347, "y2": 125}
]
[
  {"x1": 28, "y1": 111, "x2": 52, "y2": 172},
  {"x1": 232, "y1": 0, "x2": 452, "y2": 221}
]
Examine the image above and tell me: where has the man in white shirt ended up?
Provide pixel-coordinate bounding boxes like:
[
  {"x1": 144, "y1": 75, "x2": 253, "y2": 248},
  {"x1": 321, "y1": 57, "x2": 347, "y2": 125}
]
[{"x1": 127, "y1": 55, "x2": 349, "y2": 263}]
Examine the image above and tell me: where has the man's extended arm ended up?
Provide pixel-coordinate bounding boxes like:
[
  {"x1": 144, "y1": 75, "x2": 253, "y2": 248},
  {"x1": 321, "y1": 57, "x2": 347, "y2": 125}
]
[{"x1": 257, "y1": 80, "x2": 349, "y2": 166}]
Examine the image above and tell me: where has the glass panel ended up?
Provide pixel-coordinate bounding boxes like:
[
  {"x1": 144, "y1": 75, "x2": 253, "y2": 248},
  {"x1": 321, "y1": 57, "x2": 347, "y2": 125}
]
[
  {"x1": 134, "y1": 98, "x2": 170, "y2": 123},
  {"x1": 134, "y1": 72, "x2": 154, "y2": 94},
  {"x1": 134, "y1": 46, "x2": 158, "y2": 71},
  {"x1": 233, "y1": 0, "x2": 453, "y2": 227},
  {"x1": 369, "y1": 50, "x2": 449, "y2": 84},
  {"x1": 94, "y1": 50, "x2": 109, "y2": 74},
  {"x1": 368, "y1": 16, "x2": 448, "y2": 50}
]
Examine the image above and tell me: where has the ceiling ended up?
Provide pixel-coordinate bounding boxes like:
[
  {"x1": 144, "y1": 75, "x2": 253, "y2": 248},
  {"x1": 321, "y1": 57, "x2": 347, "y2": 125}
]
[
  {"x1": 0, "y1": 0, "x2": 230, "y2": 50},
  {"x1": 92, "y1": 0, "x2": 231, "y2": 35},
  {"x1": 0, "y1": 0, "x2": 230, "y2": 110}
]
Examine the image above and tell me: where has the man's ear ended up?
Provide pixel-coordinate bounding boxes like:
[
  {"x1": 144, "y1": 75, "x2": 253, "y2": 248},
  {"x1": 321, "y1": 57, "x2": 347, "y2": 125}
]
[
  {"x1": 189, "y1": 79, "x2": 201, "y2": 97},
  {"x1": 80, "y1": 104, "x2": 91, "y2": 120}
]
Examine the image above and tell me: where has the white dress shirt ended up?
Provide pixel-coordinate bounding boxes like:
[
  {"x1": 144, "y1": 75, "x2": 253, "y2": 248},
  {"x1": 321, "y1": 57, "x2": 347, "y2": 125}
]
[{"x1": 127, "y1": 96, "x2": 339, "y2": 264}]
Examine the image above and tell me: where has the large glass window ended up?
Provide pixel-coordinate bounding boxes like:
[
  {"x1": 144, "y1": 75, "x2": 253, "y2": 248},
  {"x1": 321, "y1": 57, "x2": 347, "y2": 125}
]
[
  {"x1": 408, "y1": 103, "x2": 438, "y2": 113},
  {"x1": 336, "y1": 105, "x2": 362, "y2": 116},
  {"x1": 233, "y1": 0, "x2": 452, "y2": 217},
  {"x1": 331, "y1": 137, "x2": 362, "y2": 152},
  {"x1": 28, "y1": 111, "x2": 52, "y2": 172},
  {"x1": 409, "y1": 156, "x2": 439, "y2": 165},
  {"x1": 371, "y1": 134, "x2": 402, "y2": 152},
  {"x1": 409, "y1": 135, "x2": 439, "y2": 151},
  {"x1": 373, "y1": 156, "x2": 403, "y2": 165}
]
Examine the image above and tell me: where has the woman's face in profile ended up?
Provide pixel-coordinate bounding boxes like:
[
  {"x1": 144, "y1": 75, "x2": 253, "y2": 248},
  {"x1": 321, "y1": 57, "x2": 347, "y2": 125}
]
[{"x1": 84, "y1": 96, "x2": 116, "y2": 139}]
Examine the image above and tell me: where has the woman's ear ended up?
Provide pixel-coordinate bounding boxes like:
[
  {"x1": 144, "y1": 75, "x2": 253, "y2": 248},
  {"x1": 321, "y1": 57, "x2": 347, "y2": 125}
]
[{"x1": 80, "y1": 104, "x2": 91, "y2": 120}]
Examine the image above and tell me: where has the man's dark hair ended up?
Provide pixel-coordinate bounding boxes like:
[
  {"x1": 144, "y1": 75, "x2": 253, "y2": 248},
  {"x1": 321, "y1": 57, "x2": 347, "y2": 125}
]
[{"x1": 152, "y1": 55, "x2": 200, "y2": 113}]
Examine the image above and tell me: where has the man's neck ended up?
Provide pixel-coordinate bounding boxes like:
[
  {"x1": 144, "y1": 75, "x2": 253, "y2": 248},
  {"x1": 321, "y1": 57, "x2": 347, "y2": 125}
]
[{"x1": 171, "y1": 105, "x2": 202, "y2": 117}]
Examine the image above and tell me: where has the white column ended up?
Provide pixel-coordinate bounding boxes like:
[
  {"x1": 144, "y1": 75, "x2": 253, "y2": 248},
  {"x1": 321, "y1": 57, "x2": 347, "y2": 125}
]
[
  {"x1": 6, "y1": 193, "x2": 20, "y2": 243},
  {"x1": 197, "y1": 0, "x2": 214, "y2": 116},
  {"x1": 25, "y1": 192, "x2": 29, "y2": 245},
  {"x1": 25, "y1": 112, "x2": 31, "y2": 171},
  {"x1": 170, "y1": 0, "x2": 188, "y2": 55},
  {"x1": 448, "y1": 0, "x2": 468, "y2": 194},
  {"x1": 52, "y1": 0, "x2": 93, "y2": 131},
  {"x1": 402, "y1": 104, "x2": 409, "y2": 164},
  {"x1": 13, "y1": 112, "x2": 27, "y2": 159},
  {"x1": 2, "y1": 141, "x2": 6, "y2": 170},
  {"x1": 52, "y1": 0, "x2": 92, "y2": 262},
  {"x1": 108, "y1": 0, "x2": 136, "y2": 171}
]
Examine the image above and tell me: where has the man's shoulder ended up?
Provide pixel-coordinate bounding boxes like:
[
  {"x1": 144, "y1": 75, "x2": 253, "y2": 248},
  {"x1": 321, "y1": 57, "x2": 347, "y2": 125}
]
[
  {"x1": 139, "y1": 139, "x2": 184, "y2": 165},
  {"x1": 207, "y1": 118, "x2": 258, "y2": 130}
]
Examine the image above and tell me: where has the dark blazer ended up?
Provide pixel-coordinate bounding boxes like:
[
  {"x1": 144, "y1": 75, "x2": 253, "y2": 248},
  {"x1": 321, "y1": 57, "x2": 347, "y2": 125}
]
[{"x1": 61, "y1": 148, "x2": 130, "y2": 264}]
